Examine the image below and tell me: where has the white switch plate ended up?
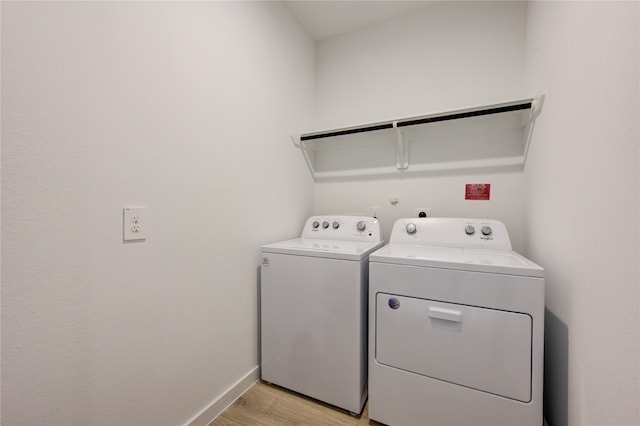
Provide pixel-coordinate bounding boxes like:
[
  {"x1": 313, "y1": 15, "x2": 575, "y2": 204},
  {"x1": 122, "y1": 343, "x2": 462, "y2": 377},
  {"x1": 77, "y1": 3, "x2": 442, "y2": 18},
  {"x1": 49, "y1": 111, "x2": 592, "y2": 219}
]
[{"x1": 123, "y1": 207, "x2": 147, "y2": 241}]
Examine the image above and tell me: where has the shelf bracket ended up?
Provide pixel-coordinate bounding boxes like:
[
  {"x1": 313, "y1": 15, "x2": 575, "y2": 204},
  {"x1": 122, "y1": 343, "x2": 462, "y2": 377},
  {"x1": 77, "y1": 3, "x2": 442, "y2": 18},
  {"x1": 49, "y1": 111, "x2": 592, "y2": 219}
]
[
  {"x1": 290, "y1": 132, "x2": 302, "y2": 147},
  {"x1": 394, "y1": 121, "x2": 409, "y2": 170},
  {"x1": 291, "y1": 132, "x2": 318, "y2": 179},
  {"x1": 523, "y1": 94, "x2": 545, "y2": 164}
]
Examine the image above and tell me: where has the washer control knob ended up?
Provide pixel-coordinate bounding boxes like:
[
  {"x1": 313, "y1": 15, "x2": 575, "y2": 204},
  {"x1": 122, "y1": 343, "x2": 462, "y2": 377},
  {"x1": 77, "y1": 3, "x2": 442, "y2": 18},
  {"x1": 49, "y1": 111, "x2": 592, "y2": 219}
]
[
  {"x1": 406, "y1": 223, "x2": 417, "y2": 235},
  {"x1": 332, "y1": 221, "x2": 340, "y2": 229},
  {"x1": 312, "y1": 221, "x2": 320, "y2": 229},
  {"x1": 465, "y1": 225, "x2": 475, "y2": 235},
  {"x1": 322, "y1": 221, "x2": 329, "y2": 229},
  {"x1": 356, "y1": 221, "x2": 366, "y2": 231},
  {"x1": 481, "y1": 226, "x2": 493, "y2": 236}
]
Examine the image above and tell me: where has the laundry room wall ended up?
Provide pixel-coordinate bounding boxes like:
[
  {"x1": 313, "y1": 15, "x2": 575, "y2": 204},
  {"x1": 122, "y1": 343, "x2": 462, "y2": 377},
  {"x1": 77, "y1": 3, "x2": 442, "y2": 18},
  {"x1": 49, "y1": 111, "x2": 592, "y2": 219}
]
[
  {"x1": 311, "y1": 1, "x2": 529, "y2": 251},
  {"x1": 1, "y1": 2, "x2": 314, "y2": 425},
  {"x1": 523, "y1": 2, "x2": 640, "y2": 425}
]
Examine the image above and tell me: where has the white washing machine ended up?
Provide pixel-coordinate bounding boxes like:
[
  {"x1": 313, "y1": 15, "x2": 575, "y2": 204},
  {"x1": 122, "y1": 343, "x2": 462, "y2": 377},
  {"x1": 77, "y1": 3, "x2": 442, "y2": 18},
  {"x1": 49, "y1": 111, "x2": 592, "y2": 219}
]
[
  {"x1": 368, "y1": 218, "x2": 544, "y2": 426},
  {"x1": 260, "y1": 215, "x2": 384, "y2": 414}
]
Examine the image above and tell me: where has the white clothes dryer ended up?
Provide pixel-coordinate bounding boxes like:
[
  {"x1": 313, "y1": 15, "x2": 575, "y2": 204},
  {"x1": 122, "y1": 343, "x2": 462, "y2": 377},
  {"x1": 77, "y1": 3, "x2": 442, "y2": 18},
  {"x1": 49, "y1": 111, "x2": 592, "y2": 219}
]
[
  {"x1": 368, "y1": 218, "x2": 544, "y2": 426},
  {"x1": 261, "y1": 215, "x2": 383, "y2": 414}
]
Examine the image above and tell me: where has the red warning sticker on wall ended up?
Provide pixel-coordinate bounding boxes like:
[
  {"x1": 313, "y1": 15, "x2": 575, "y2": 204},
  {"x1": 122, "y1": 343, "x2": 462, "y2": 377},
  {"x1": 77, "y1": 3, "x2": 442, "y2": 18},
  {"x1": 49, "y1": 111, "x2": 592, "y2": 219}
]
[{"x1": 465, "y1": 184, "x2": 491, "y2": 200}]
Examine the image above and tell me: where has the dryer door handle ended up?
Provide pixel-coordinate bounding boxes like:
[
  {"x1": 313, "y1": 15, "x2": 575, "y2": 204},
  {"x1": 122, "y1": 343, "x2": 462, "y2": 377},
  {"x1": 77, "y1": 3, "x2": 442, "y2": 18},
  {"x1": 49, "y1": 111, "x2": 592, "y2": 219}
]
[{"x1": 428, "y1": 306, "x2": 462, "y2": 322}]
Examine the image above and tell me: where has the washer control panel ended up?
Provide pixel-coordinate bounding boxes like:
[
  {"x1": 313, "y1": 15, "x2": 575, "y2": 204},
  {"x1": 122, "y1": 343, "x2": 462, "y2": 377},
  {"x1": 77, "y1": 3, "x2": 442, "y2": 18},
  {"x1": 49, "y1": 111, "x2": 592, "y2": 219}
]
[
  {"x1": 302, "y1": 215, "x2": 382, "y2": 242},
  {"x1": 389, "y1": 217, "x2": 512, "y2": 250}
]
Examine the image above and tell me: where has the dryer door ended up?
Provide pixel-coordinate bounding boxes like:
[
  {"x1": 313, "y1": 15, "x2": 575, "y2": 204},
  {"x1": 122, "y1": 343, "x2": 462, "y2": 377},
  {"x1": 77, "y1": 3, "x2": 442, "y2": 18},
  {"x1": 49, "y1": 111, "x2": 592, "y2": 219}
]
[{"x1": 376, "y1": 293, "x2": 532, "y2": 402}]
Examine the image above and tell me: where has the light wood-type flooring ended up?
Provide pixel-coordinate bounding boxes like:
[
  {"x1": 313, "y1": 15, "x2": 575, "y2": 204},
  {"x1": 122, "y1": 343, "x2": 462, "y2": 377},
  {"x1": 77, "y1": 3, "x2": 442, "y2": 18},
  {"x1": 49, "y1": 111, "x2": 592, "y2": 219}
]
[{"x1": 209, "y1": 381, "x2": 384, "y2": 426}]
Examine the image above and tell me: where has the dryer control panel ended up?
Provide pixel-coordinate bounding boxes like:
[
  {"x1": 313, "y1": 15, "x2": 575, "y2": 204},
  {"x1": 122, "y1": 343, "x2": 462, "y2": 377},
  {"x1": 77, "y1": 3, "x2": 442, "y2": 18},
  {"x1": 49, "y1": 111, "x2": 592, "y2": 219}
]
[
  {"x1": 302, "y1": 215, "x2": 382, "y2": 242},
  {"x1": 389, "y1": 217, "x2": 512, "y2": 250}
]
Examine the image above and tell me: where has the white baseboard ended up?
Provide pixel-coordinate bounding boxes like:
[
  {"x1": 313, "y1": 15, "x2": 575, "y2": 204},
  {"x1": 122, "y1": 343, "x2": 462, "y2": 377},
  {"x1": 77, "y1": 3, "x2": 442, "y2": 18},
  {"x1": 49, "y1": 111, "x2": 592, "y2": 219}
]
[{"x1": 185, "y1": 366, "x2": 260, "y2": 426}]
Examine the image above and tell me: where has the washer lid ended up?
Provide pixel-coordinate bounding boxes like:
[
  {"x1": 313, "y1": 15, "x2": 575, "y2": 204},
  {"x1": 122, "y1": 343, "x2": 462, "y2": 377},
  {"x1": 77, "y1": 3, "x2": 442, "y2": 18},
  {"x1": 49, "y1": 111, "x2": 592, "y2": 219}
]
[
  {"x1": 370, "y1": 244, "x2": 544, "y2": 277},
  {"x1": 262, "y1": 238, "x2": 385, "y2": 261}
]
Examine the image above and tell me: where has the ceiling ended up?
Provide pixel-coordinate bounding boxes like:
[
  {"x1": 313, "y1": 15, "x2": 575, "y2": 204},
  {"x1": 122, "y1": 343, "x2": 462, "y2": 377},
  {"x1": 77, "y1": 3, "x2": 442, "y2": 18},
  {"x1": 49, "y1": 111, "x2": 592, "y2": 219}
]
[{"x1": 284, "y1": 1, "x2": 434, "y2": 41}]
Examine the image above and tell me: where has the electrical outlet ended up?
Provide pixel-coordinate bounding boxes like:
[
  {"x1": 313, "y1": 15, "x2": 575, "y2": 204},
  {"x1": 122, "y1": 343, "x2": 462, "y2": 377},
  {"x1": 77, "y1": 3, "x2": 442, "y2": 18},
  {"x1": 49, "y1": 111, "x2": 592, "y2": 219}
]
[
  {"x1": 123, "y1": 207, "x2": 147, "y2": 241},
  {"x1": 414, "y1": 207, "x2": 432, "y2": 218}
]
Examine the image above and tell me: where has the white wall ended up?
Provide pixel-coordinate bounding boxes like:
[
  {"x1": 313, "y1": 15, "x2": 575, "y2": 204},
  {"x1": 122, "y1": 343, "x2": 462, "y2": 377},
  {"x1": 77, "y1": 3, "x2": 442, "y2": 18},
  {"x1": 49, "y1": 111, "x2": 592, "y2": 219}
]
[
  {"x1": 4, "y1": 2, "x2": 639, "y2": 426},
  {"x1": 524, "y1": 2, "x2": 639, "y2": 425},
  {"x1": 313, "y1": 1, "x2": 529, "y2": 250},
  {"x1": 315, "y1": 1, "x2": 527, "y2": 128},
  {"x1": 1, "y1": 2, "x2": 314, "y2": 425}
]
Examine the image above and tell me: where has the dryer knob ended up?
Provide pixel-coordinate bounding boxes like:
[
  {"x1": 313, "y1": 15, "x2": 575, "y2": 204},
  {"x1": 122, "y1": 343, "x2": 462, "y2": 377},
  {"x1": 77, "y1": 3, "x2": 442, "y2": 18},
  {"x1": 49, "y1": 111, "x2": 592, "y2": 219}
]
[
  {"x1": 332, "y1": 221, "x2": 340, "y2": 229},
  {"x1": 481, "y1": 226, "x2": 493, "y2": 236},
  {"x1": 356, "y1": 221, "x2": 366, "y2": 231},
  {"x1": 312, "y1": 221, "x2": 320, "y2": 229},
  {"x1": 465, "y1": 225, "x2": 475, "y2": 235},
  {"x1": 322, "y1": 221, "x2": 330, "y2": 229},
  {"x1": 406, "y1": 223, "x2": 417, "y2": 234}
]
